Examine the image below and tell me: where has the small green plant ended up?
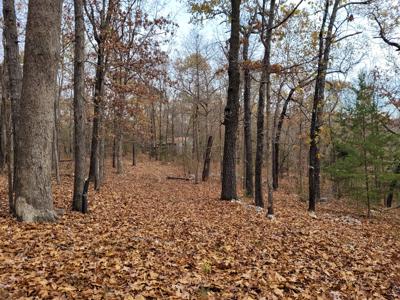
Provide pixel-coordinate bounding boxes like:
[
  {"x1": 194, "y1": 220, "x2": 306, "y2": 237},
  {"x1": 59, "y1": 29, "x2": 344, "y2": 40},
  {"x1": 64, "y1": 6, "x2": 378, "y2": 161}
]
[{"x1": 201, "y1": 260, "x2": 212, "y2": 274}]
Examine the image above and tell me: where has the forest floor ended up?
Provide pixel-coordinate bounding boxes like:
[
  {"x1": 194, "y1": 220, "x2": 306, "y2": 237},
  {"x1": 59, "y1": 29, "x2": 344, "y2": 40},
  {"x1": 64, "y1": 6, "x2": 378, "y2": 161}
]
[{"x1": 0, "y1": 160, "x2": 399, "y2": 299}]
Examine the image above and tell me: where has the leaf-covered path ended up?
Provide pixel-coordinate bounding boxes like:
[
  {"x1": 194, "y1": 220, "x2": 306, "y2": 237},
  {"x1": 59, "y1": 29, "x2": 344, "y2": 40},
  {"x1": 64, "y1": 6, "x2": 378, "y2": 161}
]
[{"x1": 0, "y1": 161, "x2": 399, "y2": 299}]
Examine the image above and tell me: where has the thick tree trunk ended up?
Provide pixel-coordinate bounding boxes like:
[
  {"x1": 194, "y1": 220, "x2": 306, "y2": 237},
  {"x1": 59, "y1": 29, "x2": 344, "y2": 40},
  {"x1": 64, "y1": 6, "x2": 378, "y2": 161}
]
[
  {"x1": 202, "y1": 135, "x2": 213, "y2": 182},
  {"x1": 221, "y1": 0, "x2": 241, "y2": 200},
  {"x1": 14, "y1": 0, "x2": 62, "y2": 222},
  {"x1": 72, "y1": 0, "x2": 86, "y2": 212},
  {"x1": 242, "y1": 33, "x2": 254, "y2": 197}
]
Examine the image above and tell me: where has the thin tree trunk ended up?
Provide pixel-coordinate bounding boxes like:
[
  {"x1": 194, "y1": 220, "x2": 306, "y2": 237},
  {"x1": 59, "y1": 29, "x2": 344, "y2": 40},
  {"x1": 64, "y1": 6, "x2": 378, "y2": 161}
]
[
  {"x1": 0, "y1": 78, "x2": 6, "y2": 171},
  {"x1": 132, "y1": 141, "x2": 136, "y2": 166},
  {"x1": 202, "y1": 135, "x2": 213, "y2": 181},
  {"x1": 385, "y1": 163, "x2": 400, "y2": 208},
  {"x1": 273, "y1": 89, "x2": 294, "y2": 190},
  {"x1": 2, "y1": 65, "x2": 14, "y2": 214},
  {"x1": 254, "y1": 0, "x2": 276, "y2": 209},
  {"x1": 53, "y1": 107, "x2": 61, "y2": 184},
  {"x1": 255, "y1": 65, "x2": 267, "y2": 207},
  {"x1": 14, "y1": 0, "x2": 62, "y2": 222},
  {"x1": 89, "y1": 47, "x2": 105, "y2": 189},
  {"x1": 116, "y1": 129, "x2": 123, "y2": 174},
  {"x1": 72, "y1": 0, "x2": 86, "y2": 212},
  {"x1": 221, "y1": 0, "x2": 241, "y2": 200},
  {"x1": 243, "y1": 33, "x2": 254, "y2": 197},
  {"x1": 3, "y1": 0, "x2": 23, "y2": 214}
]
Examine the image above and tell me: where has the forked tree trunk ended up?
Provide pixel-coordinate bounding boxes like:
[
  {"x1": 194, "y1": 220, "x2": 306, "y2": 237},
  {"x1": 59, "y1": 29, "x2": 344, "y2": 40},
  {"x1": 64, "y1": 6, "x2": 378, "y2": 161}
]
[
  {"x1": 14, "y1": 0, "x2": 62, "y2": 222},
  {"x1": 202, "y1": 136, "x2": 213, "y2": 182},
  {"x1": 221, "y1": 0, "x2": 241, "y2": 200},
  {"x1": 72, "y1": 0, "x2": 86, "y2": 212}
]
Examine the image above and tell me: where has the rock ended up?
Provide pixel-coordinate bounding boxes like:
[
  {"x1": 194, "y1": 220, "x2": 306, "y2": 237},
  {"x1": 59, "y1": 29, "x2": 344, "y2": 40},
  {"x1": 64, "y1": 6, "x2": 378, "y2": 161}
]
[{"x1": 308, "y1": 211, "x2": 318, "y2": 219}]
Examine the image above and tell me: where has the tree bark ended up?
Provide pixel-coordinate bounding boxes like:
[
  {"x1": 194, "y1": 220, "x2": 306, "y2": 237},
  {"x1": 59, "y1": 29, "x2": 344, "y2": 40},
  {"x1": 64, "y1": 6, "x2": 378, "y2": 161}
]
[
  {"x1": 202, "y1": 135, "x2": 213, "y2": 182},
  {"x1": 72, "y1": 0, "x2": 87, "y2": 212},
  {"x1": 242, "y1": 32, "x2": 254, "y2": 197},
  {"x1": 132, "y1": 141, "x2": 136, "y2": 166},
  {"x1": 3, "y1": 0, "x2": 23, "y2": 214},
  {"x1": 89, "y1": 47, "x2": 105, "y2": 187},
  {"x1": 309, "y1": 0, "x2": 339, "y2": 212},
  {"x1": 273, "y1": 88, "x2": 294, "y2": 190},
  {"x1": 385, "y1": 163, "x2": 400, "y2": 208},
  {"x1": 221, "y1": 0, "x2": 241, "y2": 200},
  {"x1": 254, "y1": 0, "x2": 276, "y2": 210},
  {"x1": 116, "y1": 129, "x2": 123, "y2": 174},
  {"x1": 14, "y1": 0, "x2": 62, "y2": 222}
]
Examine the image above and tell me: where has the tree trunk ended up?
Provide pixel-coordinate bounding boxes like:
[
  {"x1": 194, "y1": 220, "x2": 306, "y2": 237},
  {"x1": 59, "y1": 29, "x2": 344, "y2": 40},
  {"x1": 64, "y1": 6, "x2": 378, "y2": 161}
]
[
  {"x1": 53, "y1": 108, "x2": 61, "y2": 185},
  {"x1": 202, "y1": 135, "x2": 213, "y2": 182},
  {"x1": 2, "y1": 64, "x2": 14, "y2": 214},
  {"x1": 3, "y1": 0, "x2": 23, "y2": 214},
  {"x1": 221, "y1": 0, "x2": 241, "y2": 200},
  {"x1": 254, "y1": 0, "x2": 276, "y2": 209},
  {"x1": 309, "y1": 0, "x2": 339, "y2": 212},
  {"x1": 116, "y1": 129, "x2": 123, "y2": 174},
  {"x1": 242, "y1": 33, "x2": 254, "y2": 197},
  {"x1": 273, "y1": 89, "x2": 294, "y2": 190},
  {"x1": 255, "y1": 65, "x2": 266, "y2": 208},
  {"x1": 132, "y1": 141, "x2": 136, "y2": 166},
  {"x1": 112, "y1": 137, "x2": 116, "y2": 168},
  {"x1": 14, "y1": 0, "x2": 62, "y2": 222},
  {"x1": 385, "y1": 163, "x2": 399, "y2": 208},
  {"x1": 89, "y1": 46, "x2": 105, "y2": 187},
  {"x1": 0, "y1": 77, "x2": 6, "y2": 171},
  {"x1": 72, "y1": 0, "x2": 86, "y2": 212}
]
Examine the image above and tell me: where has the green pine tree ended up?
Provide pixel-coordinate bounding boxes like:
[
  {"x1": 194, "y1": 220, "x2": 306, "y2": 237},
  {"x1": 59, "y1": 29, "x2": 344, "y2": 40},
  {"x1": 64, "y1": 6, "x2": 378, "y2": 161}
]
[{"x1": 327, "y1": 72, "x2": 399, "y2": 216}]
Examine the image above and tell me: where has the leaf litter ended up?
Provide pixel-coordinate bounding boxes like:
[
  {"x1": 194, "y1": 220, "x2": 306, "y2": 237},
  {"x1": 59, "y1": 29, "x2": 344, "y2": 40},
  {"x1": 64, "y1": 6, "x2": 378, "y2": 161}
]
[{"x1": 0, "y1": 161, "x2": 399, "y2": 299}]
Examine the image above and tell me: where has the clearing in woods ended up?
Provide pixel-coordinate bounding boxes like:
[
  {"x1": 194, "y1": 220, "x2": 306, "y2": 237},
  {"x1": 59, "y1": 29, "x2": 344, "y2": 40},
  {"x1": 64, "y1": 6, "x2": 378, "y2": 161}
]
[{"x1": 0, "y1": 160, "x2": 399, "y2": 299}]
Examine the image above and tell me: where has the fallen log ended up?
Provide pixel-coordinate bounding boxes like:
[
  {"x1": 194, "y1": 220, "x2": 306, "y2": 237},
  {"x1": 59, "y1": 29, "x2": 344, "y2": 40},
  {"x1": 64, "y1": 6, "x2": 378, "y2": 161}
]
[{"x1": 167, "y1": 176, "x2": 191, "y2": 181}]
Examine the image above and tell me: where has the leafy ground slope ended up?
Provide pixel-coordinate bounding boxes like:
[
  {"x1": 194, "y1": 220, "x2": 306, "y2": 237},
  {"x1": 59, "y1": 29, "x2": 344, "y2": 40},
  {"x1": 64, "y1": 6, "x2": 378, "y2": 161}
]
[{"x1": 0, "y1": 161, "x2": 399, "y2": 299}]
